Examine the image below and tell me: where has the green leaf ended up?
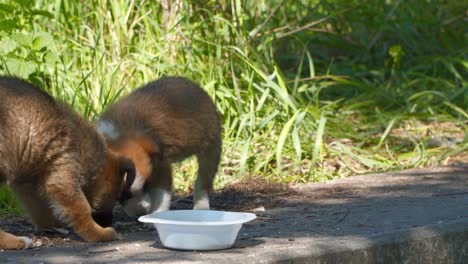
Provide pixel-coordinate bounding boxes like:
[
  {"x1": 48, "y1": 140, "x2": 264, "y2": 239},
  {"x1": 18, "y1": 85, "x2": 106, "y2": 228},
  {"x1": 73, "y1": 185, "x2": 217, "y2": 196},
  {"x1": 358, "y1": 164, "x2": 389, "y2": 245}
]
[
  {"x1": 44, "y1": 51, "x2": 60, "y2": 64},
  {"x1": 30, "y1": 9, "x2": 54, "y2": 19},
  {"x1": 0, "y1": 37, "x2": 18, "y2": 55},
  {"x1": 0, "y1": 3, "x2": 15, "y2": 14},
  {"x1": 444, "y1": 101, "x2": 468, "y2": 119},
  {"x1": 32, "y1": 32, "x2": 54, "y2": 51},
  {"x1": 376, "y1": 117, "x2": 398, "y2": 149},
  {"x1": 254, "y1": 85, "x2": 270, "y2": 112},
  {"x1": 258, "y1": 110, "x2": 279, "y2": 129},
  {"x1": 238, "y1": 137, "x2": 252, "y2": 175},
  {"x1": 292, "y1": 127, "x2": 302, "y2": 161},
  {"x1": 306, "y1": 50, "x2": 315, "y2": 78},
  {"x1": 0, "y1": 19, "x2": 18, "y2": 32},
  {"x1": 5, "y1": 58, "x2": 36, "y2": 79},
  {"x1": 277, "y1": 110, "x2": 301, "y2": 169},
  {"x1": 11, "y1": 33, "x2": 34, "y2": 47},
  {"x1": 15, "y1": 0, "x2": 34, "y2": 9},
  {"x1": 311, "y1": 114, "x2": 327, "y2": 166}
]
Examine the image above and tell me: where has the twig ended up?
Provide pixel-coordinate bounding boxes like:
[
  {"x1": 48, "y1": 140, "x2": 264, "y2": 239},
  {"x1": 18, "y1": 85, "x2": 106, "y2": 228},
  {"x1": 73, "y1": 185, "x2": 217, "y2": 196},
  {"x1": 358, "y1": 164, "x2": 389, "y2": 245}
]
[
  {"x1": 248, "y1": 0, "x2": 285, "y2": 43},
  {"x1": 88, "y1": 248, "x2": 119, "y2": 254},
  {"x1": 255, "y1": 215, "x2": 278, "y2": 220},
  {"x1": 329, "y1": 195, "x2": 362, "y2": 199},
  {"x1": 367, "y1": 0, "x2": 402, "y2": 49},
  {"x1": 335, "y1": 208, "x2": 350, "y2": 223},
  {"x1": 285, "y1": 74, "x2": 348, "y2": 83},
  {"x1": 171, "y1": 194, "x2": 193, "y2": 205},
  {"x1": 277, "y1": 7, "x2": 353, "y2": 39},
  {"x1": 309, "y1": 229, "x2": 327, "y2": 236}
]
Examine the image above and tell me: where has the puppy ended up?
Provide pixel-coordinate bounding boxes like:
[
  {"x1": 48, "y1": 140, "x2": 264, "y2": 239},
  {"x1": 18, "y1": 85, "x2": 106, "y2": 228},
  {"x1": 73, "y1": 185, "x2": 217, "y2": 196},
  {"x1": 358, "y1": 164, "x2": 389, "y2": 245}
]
[
  {"x1": 0, "y1": 76, "x2": 135, "y2": 250},
  {"x1": 97, "y1": 76, "x2": 221, "y2": 217}
]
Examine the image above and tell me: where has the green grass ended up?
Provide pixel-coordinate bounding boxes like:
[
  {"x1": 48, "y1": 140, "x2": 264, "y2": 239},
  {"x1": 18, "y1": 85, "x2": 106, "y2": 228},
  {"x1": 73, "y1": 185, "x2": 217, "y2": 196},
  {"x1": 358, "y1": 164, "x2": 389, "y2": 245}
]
[
  {"x1": 0, "y1": 0, "x2": 466, "y2": 215},
  {"x1": 0, "y1": 187, "x2": 22, "y2": 216}
]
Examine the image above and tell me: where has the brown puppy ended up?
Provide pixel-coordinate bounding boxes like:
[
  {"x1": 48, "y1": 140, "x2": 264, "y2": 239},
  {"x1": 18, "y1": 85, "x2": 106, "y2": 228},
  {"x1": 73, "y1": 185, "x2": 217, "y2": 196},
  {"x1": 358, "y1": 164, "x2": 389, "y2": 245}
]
[
  {"x1": 0, "y1": 76, "x2": 135, "y2": 250},
  {"x1": 97, "y1": 76, "x2": 221, "y2": 216}
]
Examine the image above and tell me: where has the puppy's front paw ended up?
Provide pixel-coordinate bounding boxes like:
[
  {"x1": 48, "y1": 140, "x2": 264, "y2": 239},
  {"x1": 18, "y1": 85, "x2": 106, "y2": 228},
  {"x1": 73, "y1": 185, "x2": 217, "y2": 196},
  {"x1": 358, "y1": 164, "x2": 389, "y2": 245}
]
[
  {"x1": 20, "y1": 236, "x2": 33, "y2": 249},
  {"x1": 99, "y1": 227, "x2": 118, "y2": 242},
  {"x1": 80, "y1": 226, "x2": 118, "y2": 242},
  {"x1": 193, "y1": 190, "x2": 210, "y2": 210}
]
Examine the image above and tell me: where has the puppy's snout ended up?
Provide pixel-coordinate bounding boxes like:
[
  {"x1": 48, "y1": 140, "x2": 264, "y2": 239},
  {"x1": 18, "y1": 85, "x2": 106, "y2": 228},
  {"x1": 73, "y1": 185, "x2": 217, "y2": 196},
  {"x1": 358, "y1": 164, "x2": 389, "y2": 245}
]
[
  {"x1": 119, "y1": 189, "x2": 133, "y2": 204},
  {"x1": 122, "y1": 195, "x2": 151, "y2": 218}
]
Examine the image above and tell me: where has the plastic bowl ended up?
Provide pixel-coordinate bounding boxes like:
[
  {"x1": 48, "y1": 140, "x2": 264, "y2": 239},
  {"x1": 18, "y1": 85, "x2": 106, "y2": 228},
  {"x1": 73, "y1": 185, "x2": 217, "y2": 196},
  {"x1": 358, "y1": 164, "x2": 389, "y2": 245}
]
[{"x1": 138, "y1": 210, "x2": 256, "y2": 250}]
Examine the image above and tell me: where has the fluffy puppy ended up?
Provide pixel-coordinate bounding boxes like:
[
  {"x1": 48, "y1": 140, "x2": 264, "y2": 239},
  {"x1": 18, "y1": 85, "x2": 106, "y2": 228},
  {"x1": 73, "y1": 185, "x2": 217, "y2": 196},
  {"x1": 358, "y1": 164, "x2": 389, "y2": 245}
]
[
  {"x1": 97, "y1": 76, "x2": 221, "y2": 217},
  {"x1": 0, "y1": 76, "x2": 135, "y2": 250}
]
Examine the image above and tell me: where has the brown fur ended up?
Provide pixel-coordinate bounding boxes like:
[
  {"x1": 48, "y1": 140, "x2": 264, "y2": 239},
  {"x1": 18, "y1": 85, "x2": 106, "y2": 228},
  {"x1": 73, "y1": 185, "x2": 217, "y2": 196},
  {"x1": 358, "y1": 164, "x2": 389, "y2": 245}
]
[
  {"x1": 98, "y1": 76, "x2": 221, "y2": 215},
  {"x1": 0, "y1": 77, "x2": 135, "y2": 250}
]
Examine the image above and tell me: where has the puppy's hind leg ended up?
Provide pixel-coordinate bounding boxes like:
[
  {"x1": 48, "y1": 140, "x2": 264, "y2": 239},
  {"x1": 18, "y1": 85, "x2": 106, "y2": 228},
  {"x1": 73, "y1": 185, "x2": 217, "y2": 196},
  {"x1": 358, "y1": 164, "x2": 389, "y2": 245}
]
[
  {"x1": 194, "y1": 140, "x2": 221, "y2": 210},
  {"x1": 44, "y1": 167, "x2": 117, "y2": 242},
  {"x1": 13, "y1": 187, "x2": 62, "y2": 229},
  {"x1": 149, "y1": 160, "x2": 172, "y2": 212}
]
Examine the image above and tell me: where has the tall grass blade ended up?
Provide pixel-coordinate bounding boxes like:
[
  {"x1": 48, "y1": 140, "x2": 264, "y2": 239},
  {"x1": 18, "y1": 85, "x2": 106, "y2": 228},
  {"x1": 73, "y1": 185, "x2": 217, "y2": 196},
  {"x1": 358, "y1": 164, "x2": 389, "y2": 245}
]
[{"x1": 276, "y1": 110, "x2": 301, "y2": 171}]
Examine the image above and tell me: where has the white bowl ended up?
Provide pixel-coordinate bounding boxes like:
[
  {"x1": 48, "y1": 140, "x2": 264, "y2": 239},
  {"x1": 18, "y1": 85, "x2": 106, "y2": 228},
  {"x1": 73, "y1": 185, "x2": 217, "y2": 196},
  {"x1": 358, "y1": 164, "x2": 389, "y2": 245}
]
[{"x1": 138, "y1": 210, "x2": 256, "y2": 250}]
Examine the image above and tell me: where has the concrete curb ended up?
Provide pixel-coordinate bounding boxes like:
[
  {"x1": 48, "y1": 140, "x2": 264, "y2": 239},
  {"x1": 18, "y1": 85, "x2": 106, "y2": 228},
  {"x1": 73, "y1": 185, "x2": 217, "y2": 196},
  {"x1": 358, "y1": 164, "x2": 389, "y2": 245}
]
[{"x1": 270, "y1": 220, "x2": 468, "y2": 264}]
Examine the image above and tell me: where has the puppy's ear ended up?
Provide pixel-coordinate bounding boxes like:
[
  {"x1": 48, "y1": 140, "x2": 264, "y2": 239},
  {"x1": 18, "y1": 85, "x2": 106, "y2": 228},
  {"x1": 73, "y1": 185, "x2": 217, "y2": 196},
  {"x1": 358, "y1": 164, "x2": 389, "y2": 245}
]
[{"x1": 120, "y1": 158, "x2": 136, "y2": 193}]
